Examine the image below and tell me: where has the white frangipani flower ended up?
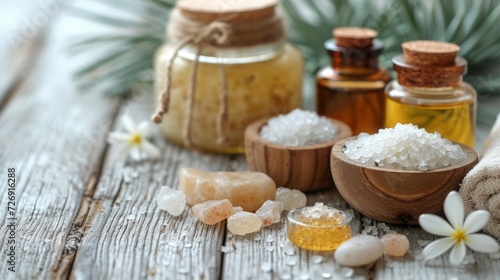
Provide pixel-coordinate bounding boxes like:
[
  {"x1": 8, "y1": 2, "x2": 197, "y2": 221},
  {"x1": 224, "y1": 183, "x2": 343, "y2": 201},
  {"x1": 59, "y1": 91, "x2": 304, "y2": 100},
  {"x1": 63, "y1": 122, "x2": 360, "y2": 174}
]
[
  {"x1": 108, "y1": 114, "x2": 160, "y2": 161},
  {"x1": 419, "y1": 191, "x2": 500, "y2": 266}
]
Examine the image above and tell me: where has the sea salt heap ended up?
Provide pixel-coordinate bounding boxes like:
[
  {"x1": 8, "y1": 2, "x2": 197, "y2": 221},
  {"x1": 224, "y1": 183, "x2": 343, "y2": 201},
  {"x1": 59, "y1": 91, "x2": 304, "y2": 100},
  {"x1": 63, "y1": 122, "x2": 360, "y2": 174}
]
[
  {"x1": 192, "y1": 199, "x2": 233, "y2": 225},
  {"x1": 156, "y1": 186, "x2": 186, "y2": 216},
  {"x1": 260, "y1": 109, "x2": 339, "y2": 146},
  {"x1": 343, "y1": 123, "x2": 467, "y2": 171},
  {"x1": 227, "y1": 212, "x2": 262, "y2": 235},
  {"x1": 256, "y1": 200, "x2": 284, "y2": 227},
  {"x1": 296, "y1": 202, "x2": 345, "y2": 225},
  {"x1": 275, "y1": 187, "x2": 307, "y2": 211}
]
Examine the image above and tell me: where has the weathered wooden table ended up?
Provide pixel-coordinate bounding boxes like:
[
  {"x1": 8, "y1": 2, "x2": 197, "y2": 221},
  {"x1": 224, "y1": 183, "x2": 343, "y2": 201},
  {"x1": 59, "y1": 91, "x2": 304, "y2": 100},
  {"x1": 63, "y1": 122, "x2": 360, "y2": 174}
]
[{"x1": 1, "y1": 4, "x2": 500, "y2": 280}]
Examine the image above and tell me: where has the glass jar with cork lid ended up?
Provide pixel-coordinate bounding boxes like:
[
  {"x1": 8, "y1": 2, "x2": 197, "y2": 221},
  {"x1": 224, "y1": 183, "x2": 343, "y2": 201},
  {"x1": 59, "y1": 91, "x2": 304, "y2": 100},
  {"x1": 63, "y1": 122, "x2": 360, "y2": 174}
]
[
  {"x1": 385, "y1": 41, "x2": 477, "y2": 147},
  {"x1": 316, "y1": 27, "x2": 392, "y2": 135},
  {"x1": 152, "y1": 0, "x2": 303, "y2": 153}
]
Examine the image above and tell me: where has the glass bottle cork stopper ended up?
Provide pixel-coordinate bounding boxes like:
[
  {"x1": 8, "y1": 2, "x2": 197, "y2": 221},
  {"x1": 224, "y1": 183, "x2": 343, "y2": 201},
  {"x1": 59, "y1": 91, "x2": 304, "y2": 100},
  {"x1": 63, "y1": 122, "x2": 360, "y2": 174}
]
[
  {"x1": 402, "y1": 40, "x2": 460, "y2": 66},
  {"x1": 333, "y1": 27, "x2": 378, "y2": 48},
  {"x1": 177, "y1": 0, "x2": 277, "y2": 23}
]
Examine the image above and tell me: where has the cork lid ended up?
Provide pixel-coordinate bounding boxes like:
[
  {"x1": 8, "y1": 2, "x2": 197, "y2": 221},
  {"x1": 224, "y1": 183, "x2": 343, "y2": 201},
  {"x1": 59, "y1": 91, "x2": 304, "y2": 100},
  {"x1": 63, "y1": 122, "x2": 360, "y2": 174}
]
[
  {"x1": 178, "y1": 0, "x2": 277, "y2": 23},
  {"x1": 333, "y1": 27, "x2": 378, "y2": 48},
  {"x1": 402, "y1": 40, "x2": 460, "y2": 66}
]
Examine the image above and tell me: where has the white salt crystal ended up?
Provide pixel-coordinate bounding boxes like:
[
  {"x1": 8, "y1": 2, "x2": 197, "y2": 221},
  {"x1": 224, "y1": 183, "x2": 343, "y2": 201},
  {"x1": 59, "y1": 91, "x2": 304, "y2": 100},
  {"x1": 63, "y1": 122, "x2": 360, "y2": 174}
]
[
  {"x1": 276, "y1": 187, "x2": 307, "y2": 211},
  {"x1": 343, "y1": 123, "x2": 467, "y2": 171},
  {"x1": 311, "y1": 255, "x2": 323, "y2": 263},
  {"x1": 156, "y1": 186, "x2": 186, "y2": 216},
  {"x1": 126, "y1": 214, "x2": 135, "y2": 220},
  {"x1": 261, "y1": 262, "x2": 272, "y2": 272},
  {"x1": 260, "y1": 109, "x2": 339, "y2": 146}
]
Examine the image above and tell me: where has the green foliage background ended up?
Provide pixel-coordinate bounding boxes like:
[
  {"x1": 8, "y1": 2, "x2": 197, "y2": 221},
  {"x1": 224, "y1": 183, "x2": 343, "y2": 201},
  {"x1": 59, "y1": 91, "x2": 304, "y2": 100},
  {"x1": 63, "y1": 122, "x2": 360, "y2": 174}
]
[{"x1": 70, "y1": 0, "x2": 500, "y2": 125}]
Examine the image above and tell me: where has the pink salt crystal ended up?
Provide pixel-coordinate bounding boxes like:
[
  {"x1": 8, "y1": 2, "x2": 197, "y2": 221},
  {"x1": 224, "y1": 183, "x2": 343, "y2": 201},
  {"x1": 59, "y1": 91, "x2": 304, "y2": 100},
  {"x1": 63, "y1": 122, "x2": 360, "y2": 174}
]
[
  {"x1": 178, "y1": 168, "x2": 276, "y2": 212},
  {"x1": 192, "y1": 199, "x2": 233, "y2": 225},
  {"x1": 381, "y1": 233, "x2": 410, "y2": 257},
  {"x1": 256, "y1": 200, "x2": 284, "y2": 227},
  {"x1": 227, "y1": 212, "x2": 262, "y2": 236}
]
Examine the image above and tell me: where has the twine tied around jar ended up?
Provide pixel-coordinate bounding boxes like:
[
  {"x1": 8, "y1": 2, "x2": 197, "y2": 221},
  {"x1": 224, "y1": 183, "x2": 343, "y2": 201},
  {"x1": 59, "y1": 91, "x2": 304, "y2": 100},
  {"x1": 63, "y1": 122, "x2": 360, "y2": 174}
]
[
  {"x1": 152, "y1": 7, "x2": 284, "y2": 148},
  {"x1": 152, "y1": 16, "x2": 233, "y2": 147}
]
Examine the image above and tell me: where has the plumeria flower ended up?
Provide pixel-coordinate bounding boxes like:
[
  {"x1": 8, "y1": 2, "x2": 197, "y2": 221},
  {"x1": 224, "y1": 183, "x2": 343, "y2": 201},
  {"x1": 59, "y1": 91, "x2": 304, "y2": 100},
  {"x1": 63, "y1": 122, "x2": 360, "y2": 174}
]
[
  {"x1": 108, "y1": 114, "x2": 161, "y2": 161},
  {"x1": 419, "y1": 191, "x2": 500, "y2": 266}
]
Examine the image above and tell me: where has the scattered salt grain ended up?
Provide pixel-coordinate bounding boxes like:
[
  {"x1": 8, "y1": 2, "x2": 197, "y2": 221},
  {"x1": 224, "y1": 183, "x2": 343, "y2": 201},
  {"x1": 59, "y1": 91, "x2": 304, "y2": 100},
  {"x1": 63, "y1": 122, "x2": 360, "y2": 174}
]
[
  {"x1": 156, "y1": 186, "x2": 186, "y2": 216},
  {"x1": 126, "y1": 214, "x2": 135, "y2": 220},
  {"x1": 276, "y1": 187, "x2": 307, "y2": 211},
  {"x1": 343, "y1": 123, "x2": 467, "y2": 171},
  {"x1": 260, "y1": 109, "x2": 339, "y2": 146},
  {"x1": 261, "y1": 262, "x2": 272, "y2": 272},
  {"x1": 254, "y1": 233, "x2": 262, "y2": 241},
  {"x1": 311, "y1": 255, "x2": 323, "y2": 264},
  {"x1": 341, "y1": 267, "x2": 354, "y2": 278},
  {"x1": 167, "y1": 239, "x2": 182, "y2": 247},
  {"x1": 321, "y1": 272, "x2": 332, "y2": 279}
]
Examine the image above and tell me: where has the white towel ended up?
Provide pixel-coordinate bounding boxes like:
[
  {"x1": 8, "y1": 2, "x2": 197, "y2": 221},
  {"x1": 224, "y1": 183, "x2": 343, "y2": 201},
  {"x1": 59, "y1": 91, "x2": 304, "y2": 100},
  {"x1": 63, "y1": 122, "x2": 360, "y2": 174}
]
[{"x1": 460, "y1": 113, "x2": 500, "y2": 239}]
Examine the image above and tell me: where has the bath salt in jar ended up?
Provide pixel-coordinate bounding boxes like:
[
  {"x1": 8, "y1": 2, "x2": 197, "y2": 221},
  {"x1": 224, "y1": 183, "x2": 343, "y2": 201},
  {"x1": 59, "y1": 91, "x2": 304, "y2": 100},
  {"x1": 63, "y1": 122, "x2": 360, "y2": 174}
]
[
  {"x1": 385, "y1": 41, "x2": 477, "y2": 148},
  {"x1": 152, "y1": 0, "x2": 303, "y2": 153}
]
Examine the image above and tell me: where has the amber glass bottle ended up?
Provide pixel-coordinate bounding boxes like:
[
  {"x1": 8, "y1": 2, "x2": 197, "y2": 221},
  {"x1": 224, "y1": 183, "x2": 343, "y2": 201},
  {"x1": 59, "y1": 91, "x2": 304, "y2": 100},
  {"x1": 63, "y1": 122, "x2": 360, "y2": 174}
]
[
  {"x1": 316, "y1": 27, "x2": 392, "y2": 135},
  {"x1": 385, "y1": 41, "x2": 476, "y2": 148}
]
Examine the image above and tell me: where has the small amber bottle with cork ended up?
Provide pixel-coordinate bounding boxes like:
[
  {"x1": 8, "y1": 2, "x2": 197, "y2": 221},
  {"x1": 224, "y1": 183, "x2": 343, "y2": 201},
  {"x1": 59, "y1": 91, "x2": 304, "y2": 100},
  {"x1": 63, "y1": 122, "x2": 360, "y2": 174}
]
[
  {"x1": 316, "y1": 27, "x2": 392, "y2": 135},
  {"x1": 385, "y1": 41, "x2": 476, "y2": 147}
]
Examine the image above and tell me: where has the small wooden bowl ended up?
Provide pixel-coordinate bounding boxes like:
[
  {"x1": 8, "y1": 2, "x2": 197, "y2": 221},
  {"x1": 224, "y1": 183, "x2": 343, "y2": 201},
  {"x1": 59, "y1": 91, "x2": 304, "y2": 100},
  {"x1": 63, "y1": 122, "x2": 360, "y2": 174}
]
[
  {"x1": 330, "y1": 137, "x2": 478, "y2": 224},
  {"x1": 245, "y1": 117, "x2": 352, "y2": 192}
]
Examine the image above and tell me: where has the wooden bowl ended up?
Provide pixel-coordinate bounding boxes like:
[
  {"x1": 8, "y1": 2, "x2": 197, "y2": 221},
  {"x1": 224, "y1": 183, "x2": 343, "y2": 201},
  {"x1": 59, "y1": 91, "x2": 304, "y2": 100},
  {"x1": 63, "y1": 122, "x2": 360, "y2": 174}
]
[
  {"x1": 330, "y1": 137, "x2": 478, "y2": 224},
  {"x1": 245, "y1": 117, "x2": 352, "y2": 192}
]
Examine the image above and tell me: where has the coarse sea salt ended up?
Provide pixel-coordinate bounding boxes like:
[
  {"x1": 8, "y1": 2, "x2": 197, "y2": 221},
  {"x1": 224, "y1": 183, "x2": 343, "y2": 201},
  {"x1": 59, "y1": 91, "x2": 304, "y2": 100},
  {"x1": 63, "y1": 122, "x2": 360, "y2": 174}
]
[
  {"x1": 343, "y1": 123, "x2": 467, "y2": 171},
  {"x1": 260, "y1": 109, "x2": 339, "y2": 146}
]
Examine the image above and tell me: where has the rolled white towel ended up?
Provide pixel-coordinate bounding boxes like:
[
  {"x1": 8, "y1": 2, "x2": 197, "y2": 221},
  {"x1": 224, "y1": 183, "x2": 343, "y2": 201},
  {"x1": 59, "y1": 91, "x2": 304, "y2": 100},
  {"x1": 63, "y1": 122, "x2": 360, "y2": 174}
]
[{"x1": 460, "y1": 113, "x2": 500, "y2": 239}]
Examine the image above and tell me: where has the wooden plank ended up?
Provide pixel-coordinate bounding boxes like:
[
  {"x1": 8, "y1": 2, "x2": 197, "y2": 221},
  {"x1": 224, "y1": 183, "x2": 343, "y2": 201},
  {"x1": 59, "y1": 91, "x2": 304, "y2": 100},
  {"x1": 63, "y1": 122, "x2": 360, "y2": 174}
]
[
  {"x1": 70, "y1": 95, "x2": 239, "y2": 279},
  {"x1": 0, "y1": 16, "x2": 117, "y2": 280}
]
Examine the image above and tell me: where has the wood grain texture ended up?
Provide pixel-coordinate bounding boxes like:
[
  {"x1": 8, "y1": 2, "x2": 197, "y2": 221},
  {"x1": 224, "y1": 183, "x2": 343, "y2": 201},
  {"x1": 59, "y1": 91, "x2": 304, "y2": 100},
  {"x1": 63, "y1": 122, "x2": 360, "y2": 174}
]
[
  {"x1": 70, "y1": 94, "x2": 242, "y2": 280},
  {"x1": 0, "y1": 26, "x2": 117, "y2": 280}
]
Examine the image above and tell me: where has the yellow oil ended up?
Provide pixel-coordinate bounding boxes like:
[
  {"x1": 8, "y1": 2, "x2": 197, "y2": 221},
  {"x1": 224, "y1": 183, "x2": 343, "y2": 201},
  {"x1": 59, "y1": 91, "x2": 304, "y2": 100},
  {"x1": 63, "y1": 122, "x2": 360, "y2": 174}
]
[
  {"x1": 287, "y1": 216, "x2": 351, "y2": 251},
  {"x1": 385, "y1": 98, "x2": 475, "y2": 147}
]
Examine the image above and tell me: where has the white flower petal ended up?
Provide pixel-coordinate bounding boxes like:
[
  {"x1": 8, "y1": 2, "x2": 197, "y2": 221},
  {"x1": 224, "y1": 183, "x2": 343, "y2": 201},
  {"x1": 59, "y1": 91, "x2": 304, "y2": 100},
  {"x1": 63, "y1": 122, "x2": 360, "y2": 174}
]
[
  {"x1": 463, "y1": 210, "x2": 490, "y2": 234},
  {"x1": 129, "y1": 146, "x2": 143, "y2": 161},
  {"x1": 422, "y1": 237, "x2": 454, "y2": 260},
  {"x1": 108, "y1": 132, "x2": 130, "y2": 144},
  {"x1": 444, "y1": 191, "x2": 464, "y2": 229},
  {"x1": 419, "y1": 214, "x2": 455, "y2": 236},
  {"x1": 121, "y1": 114, "x2": 138, "y2": 133},
  {"x1": 466, "y1": 234, "x2": 500, "y2": 253},
  {"x1": 142, "y1": 141, "x2": 161, "y2": 159},
  {"x1": 449, "y1": 241, "x2": 466, "y2": 266},
  {"x1": 138, "y1": 121, "x2": 150, "y2": 135}
]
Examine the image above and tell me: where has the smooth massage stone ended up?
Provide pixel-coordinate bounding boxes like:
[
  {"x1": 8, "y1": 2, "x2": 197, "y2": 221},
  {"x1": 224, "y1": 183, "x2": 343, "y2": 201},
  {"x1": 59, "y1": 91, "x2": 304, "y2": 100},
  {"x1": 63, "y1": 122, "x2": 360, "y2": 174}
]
[
  {"x1": 192, "y1": 199, "x2": 234, "y2": 225},
  {"x1": 178, "y1": 168, "x2": 276, "y2": 212},
  {"x1": 334, "y1": 235, "x2": 384, "y2": 266},
  {"x1": 227, "y1": 211, "x2": 262, "y2": 236}
]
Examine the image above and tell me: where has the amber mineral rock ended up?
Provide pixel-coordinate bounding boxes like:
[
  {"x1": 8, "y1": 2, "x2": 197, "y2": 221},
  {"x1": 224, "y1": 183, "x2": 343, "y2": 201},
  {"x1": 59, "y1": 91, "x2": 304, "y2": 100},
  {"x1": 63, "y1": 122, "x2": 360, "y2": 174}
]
[{"x1": 178, "y1": 168, "x2": 276, "y2": 212}]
